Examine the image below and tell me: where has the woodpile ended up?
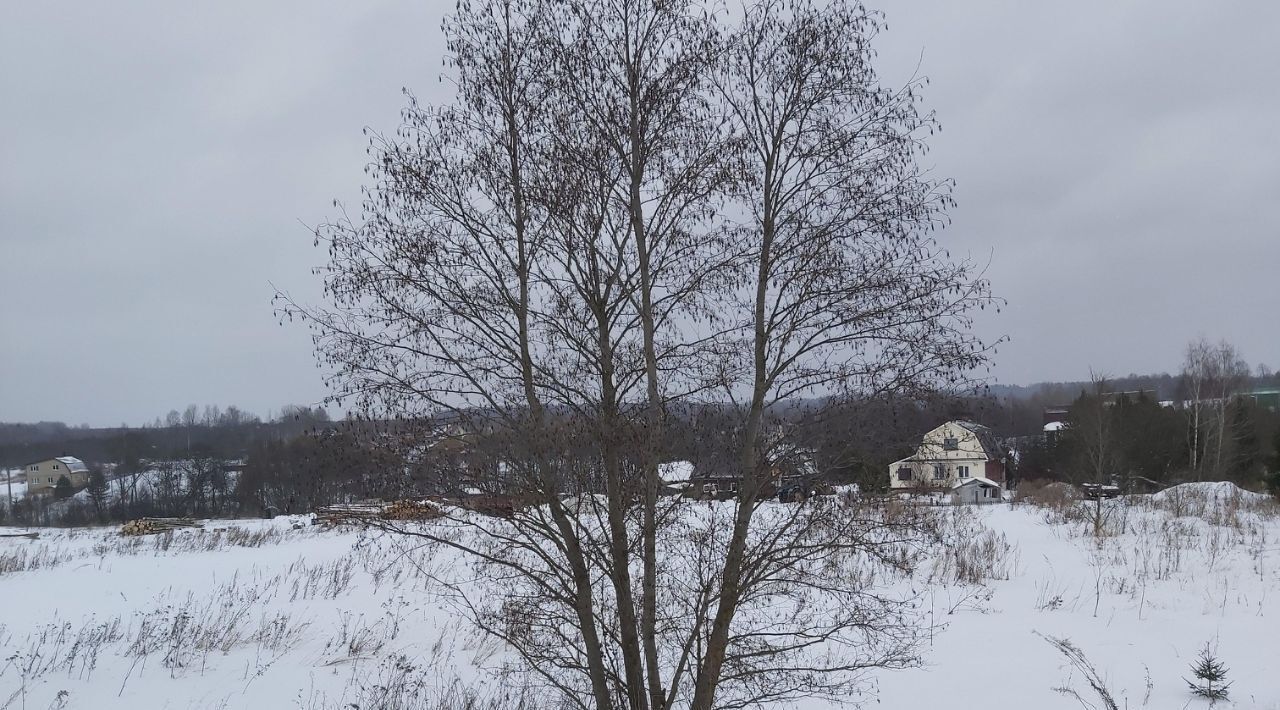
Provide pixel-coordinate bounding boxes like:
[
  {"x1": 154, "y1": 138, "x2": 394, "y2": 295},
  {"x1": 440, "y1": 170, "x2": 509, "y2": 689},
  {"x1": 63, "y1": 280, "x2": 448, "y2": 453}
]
[
  {"x1": 0, "y1": 531, "x2": 39, "y2": 540},
  {"x1": 314, "y1": 500, "x2": 444, "y2": 525},
  {"x1": 120, "y1": 518, "x2": 202, "y2": 536},
  {"x1": 313, "y1": 503, "x2": 385, "y2": 526},
  {"x1": 459, "y1": 494, "x2": 530, "y2": 519},
  {"x1": 382, "y1": 499, "x2": 444, "y2": 521}
]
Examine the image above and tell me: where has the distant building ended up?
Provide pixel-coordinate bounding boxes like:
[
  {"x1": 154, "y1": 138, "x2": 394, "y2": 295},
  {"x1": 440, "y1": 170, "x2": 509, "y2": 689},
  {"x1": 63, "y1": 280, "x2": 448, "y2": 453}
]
[
  {"x1": 685, "y1": 425, "x2": 821, "y2": 501},
  {"x1": 1240, "y1": 387, "x2": 1280, "y2": 411},
  {"x1": 1042, "y1": 407, "x2": 1069, "y2": 427},
  {"x1": 22, "y1": 456, "x2": 89, "y2": 496},
  {"x1": 888, "y1": 421, "x2": 1006, "y2": 501},
  {"x1": 658, "y1": 460, "x2": 695, "y2": 496},
  {"x1": 1043, "y1": 420, "x2": 1068, "y2": 444}
]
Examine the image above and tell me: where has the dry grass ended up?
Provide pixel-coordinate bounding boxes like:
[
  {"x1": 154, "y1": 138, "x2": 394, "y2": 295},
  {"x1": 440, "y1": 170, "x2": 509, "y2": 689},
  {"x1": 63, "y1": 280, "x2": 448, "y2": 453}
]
[{"x1": 299, "y1": 662, "x2": 544, "y2": 710}]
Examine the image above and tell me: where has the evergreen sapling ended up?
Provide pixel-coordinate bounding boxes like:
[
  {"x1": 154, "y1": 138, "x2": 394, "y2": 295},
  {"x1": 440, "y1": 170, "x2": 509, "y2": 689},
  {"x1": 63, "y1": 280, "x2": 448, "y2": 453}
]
[{"x1": 1185, "y1": 643, "x2": 1231, "y2": 703}]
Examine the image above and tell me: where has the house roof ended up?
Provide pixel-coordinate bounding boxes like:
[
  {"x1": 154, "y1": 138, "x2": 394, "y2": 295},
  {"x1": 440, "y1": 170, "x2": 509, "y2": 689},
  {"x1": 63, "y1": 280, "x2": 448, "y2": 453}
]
[
  {"x1": 952, "y1": 421, "x2": 1004, "y2": 460},
  {"x1": 658, "y1": 460, "x2": 694, "y2": 484},
  {"x1": 55, "y1": 456, "x2": 88, "y2": 472},
  {"x1": 951, "y1": 476, "x2": 1001, "y2": 489},
  {"x1": 22, "y1": 456, "x2": 88, "y2": 472}
]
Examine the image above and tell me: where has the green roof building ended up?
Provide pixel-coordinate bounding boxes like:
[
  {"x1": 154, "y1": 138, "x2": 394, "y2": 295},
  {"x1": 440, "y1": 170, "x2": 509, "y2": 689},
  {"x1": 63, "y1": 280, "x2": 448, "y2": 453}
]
[{"x1": 1242, "y1": 387, "x2": 1280, "y2": 411}]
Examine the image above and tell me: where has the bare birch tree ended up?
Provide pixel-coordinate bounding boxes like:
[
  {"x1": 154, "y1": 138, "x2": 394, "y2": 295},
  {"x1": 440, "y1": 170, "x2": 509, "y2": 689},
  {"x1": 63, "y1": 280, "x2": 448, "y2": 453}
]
[
  {"x1": 1183, "y1": 338, "x2": 1211, "y2": 476},
  {"x1": 284, "y1": 0, "x2": 995, "y2": 708},
  {"x1": 684, "y1": 2, "x2": 994, "y2": 706},
  {"x1": 1182, "y1": 338, "x2": 1249, "y2": 480}
]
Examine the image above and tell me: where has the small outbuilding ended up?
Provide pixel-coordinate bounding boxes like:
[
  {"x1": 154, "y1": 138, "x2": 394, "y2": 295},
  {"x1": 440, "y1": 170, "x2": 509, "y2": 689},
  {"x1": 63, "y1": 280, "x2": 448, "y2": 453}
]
[{"x1": 951, "y1": 477, "x2": 1003, "y2": 504}]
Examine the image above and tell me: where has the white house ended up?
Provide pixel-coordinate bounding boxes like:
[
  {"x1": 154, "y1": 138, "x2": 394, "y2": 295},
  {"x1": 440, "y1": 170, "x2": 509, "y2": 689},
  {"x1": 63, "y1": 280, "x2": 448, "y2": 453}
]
[{"x1": 888, "y1": 421, "x2": 1006, "y2": 501}]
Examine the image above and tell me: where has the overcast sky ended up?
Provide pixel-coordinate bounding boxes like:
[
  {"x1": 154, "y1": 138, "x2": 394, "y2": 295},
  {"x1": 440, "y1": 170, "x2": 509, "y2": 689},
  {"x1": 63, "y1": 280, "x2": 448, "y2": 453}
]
[{"x1": 2, "y1": 1, "x2": 1277, "y2": 426}]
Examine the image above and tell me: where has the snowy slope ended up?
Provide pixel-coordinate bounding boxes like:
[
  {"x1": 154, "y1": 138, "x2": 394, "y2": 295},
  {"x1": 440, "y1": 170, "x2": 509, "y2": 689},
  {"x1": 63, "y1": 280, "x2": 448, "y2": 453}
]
[
  {"x1": 877, "y1": 491, "x2": 1280, "y2": 709},
  {"x1": 1, "y1": 487, "x2": 1277, "y2": 709}
]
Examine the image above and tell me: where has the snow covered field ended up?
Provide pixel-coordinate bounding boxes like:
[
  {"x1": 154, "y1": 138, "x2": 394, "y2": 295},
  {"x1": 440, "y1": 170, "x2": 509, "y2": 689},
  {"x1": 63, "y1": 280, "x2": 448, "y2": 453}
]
[{"x1": 1, "y1": 484, "x2": 1277, "y2": 709}]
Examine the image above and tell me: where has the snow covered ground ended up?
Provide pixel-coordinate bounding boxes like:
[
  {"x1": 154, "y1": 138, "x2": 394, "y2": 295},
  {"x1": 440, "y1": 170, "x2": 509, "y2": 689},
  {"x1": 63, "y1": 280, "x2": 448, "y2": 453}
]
[
  {"x1": 0, "y1": 469, "x2": 27, "y2": 501},
  {"x1": 1, "y1": 484, "x2": 1277, "y2": 709}
]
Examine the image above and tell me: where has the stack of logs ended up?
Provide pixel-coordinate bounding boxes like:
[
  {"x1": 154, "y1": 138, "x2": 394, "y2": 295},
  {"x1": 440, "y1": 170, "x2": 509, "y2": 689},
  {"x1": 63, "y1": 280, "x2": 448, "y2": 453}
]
[
  {"x1": 0, "y1": 531, "x2": 39, "y2": 540},
  {"x1": 313, "y1": 502, "x2": 385, "y2": 526},
  {"x1": 120, "y1": 518, "x2": 202, "y2": 536},
  {"x1": 314, "y1": 499, "x2": 444, "y2": 526},
  {"x1": 382, "y1": 499, "x2": 444, "y2": 521}
]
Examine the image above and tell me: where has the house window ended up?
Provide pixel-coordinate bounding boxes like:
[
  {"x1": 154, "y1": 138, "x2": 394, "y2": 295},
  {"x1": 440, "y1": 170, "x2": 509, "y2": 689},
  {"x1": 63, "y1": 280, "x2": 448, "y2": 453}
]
[
  {"x1": 957, "y1": 465, "x2": 970, "y2": 478},
  {"x1": 53, "y1": 464, "x2": 60, "y2": 470},
  {"x1": 942, "y1": 437, "x2": 958, "y2": 451},
  {"x1": 896, "y1": 467, "x2": 913, "y2": 482},
  {"x1": 932, "y1": 465, "x2": 945, "y2": 480}
]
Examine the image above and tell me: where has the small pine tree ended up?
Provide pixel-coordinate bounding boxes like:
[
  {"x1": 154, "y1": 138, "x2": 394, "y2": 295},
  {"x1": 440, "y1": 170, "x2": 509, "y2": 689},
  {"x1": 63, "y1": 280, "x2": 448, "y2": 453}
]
[
  {"x1": 1185, "y1": 644, "x2": 1231, "y2": 703},
  {"x1": 87, "y1": 466, "x2": 109, "y2": 519},
  {"x1": 54, "y1": 475, "x2": 73, "y2": 500}
]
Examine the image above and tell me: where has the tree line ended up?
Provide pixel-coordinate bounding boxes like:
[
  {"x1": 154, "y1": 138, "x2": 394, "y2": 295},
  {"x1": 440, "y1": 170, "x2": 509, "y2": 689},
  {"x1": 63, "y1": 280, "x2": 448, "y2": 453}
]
[
  {"x1": 1016, "y1": 339, "x2": 1280, "y2": 493},
  {"x1": 0, "y1": 404, "x2": 332, "y2": 470}
]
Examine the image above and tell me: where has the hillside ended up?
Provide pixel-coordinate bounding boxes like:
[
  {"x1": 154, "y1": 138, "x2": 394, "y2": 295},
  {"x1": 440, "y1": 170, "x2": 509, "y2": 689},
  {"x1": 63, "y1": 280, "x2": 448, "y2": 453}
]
[{"x1": 1, "y1": 486, "x2": 1277, "y2": 709}]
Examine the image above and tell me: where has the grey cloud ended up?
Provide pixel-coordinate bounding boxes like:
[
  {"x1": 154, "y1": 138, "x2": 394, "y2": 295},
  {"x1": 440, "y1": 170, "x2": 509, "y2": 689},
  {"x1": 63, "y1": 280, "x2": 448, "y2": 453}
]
[{"x1": 2, "y1": 0, "x2": 1276, "y2": 425}]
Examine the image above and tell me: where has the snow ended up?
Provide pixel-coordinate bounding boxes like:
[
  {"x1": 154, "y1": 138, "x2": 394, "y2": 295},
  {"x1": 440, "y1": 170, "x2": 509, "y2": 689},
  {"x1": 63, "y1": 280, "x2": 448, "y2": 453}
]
[
  {"x1": 1151, "y1": 480, "x2": 1271, "y2": 508},
  {"x1": 1043, "y1": 421, "x2": 1068, "y2": 432},
  {"x1": 53, "y1": 456, "x2": 88, "y2": 472},
  {"x1": 0, "y1": 517, "x2": 493, "y2": 709},
  {"x1": 951, "y1": 476, "x2": 1000, "y2": 489},
  {"x1": 1, "y1": 491, "x2": 1278, "y2": 708},
  {"x1": 0, "y1": 469, "x2": 27, "y2": 502},
  {"x1": 658, "y1": 460, "x2": 694, "y2": 484},
  {"x1": 878, "y1": 500, "x2": 1280, "y2": 708}
]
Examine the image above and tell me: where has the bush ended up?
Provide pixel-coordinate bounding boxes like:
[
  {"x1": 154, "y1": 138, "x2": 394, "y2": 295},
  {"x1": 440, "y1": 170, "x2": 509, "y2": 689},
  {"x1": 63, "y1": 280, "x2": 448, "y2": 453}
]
[{"x1": 1017, "y1": 479, "x2": 1079, "y2": 508}]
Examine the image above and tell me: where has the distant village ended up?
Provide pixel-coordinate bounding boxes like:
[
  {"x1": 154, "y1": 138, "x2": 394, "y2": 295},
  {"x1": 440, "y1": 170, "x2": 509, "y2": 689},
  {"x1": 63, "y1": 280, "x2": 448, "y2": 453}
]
[{"x1": 3, "y1": 361, "x2": 1277, "y2": 527}]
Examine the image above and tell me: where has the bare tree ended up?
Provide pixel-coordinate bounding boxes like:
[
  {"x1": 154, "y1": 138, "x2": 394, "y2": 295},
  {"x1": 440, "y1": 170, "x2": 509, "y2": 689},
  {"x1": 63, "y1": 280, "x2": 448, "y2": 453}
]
[
  {"x1": 1182, "y1": 338, "x2": 1250, "y2": 480},
  {"x1": 284, "y1": 0, "x2": 993, "y2": 708},
  {"x1": 688, "y1": 2, "x2": 994, "y2": 705},
  {"x1": 546, "y1": 2, "x2": 731, "y2": 706},
  {"x1": 1067, "y1": 371, "x2": 1115, "y2": 537},
  {"x1": 1208, "y1": 342, "x2": 1249, "y2": 478}
]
